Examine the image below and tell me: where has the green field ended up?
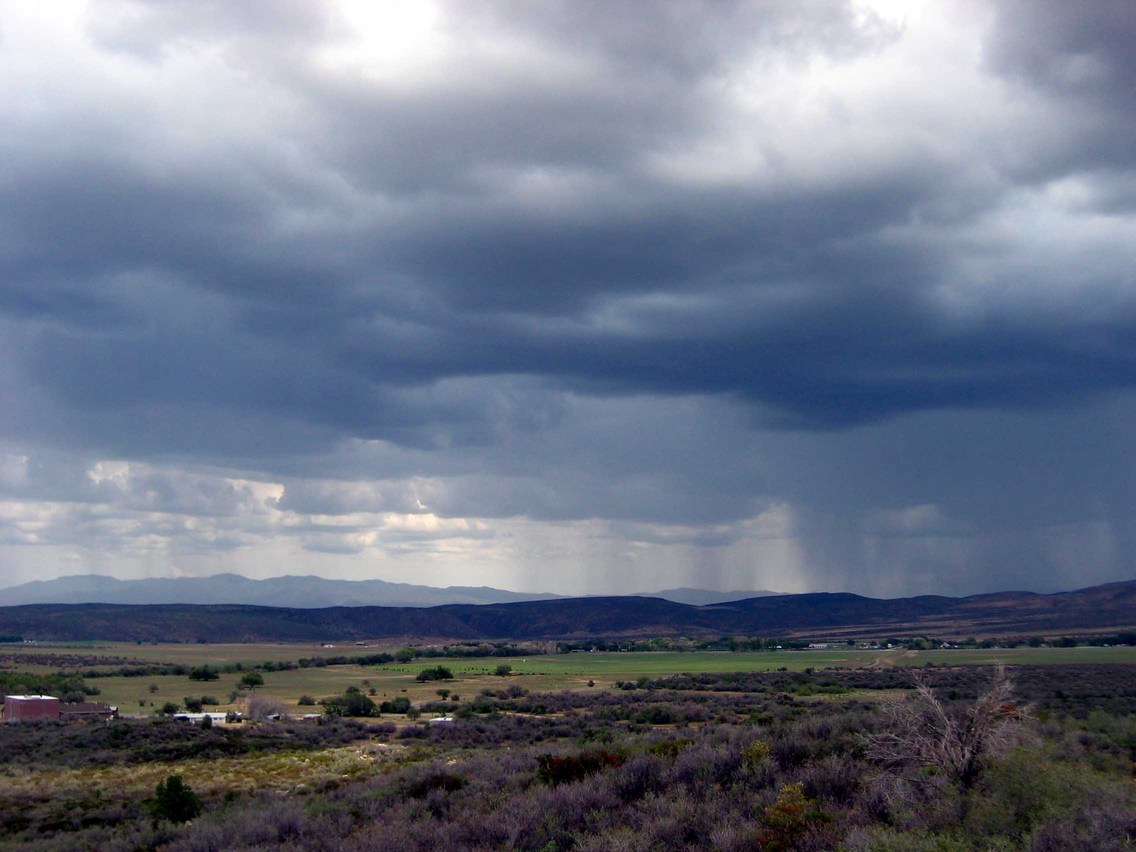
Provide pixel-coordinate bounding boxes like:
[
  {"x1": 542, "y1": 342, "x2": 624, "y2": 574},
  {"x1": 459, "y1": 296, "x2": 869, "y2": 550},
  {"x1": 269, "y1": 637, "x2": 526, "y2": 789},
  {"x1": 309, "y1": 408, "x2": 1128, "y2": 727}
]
[
  {"x1": 11, "y1": 641, "x2": 1136, "y2": 670},
  {"x1": 7, "y1": 642, "x2": 1136, "y2": 717}
]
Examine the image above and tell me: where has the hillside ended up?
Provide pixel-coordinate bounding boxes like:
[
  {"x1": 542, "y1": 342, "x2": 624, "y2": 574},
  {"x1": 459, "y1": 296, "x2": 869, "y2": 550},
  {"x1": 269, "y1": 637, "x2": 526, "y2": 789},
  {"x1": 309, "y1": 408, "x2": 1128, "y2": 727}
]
[
  {"x1": 1, "y1": 581, "x2": 1134, "y2": 642},
  {"x1": 0, "y1": 573, "x2": 563, "y2": 609},
  {"x1": 0, "y1": 574, "x2": 779, "y2": 609}
]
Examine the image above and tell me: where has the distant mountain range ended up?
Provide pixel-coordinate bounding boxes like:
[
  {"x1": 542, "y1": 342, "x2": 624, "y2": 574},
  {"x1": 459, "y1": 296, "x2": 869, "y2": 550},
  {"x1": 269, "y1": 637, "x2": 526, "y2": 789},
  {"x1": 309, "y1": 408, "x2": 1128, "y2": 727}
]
[
  {"x1": 0, "y1": 573, "x2": 559, "y2": 608},
  {"x1": 638, "y1": 587, "x2": 783, "y2": 606},
  {"x1": 1, "y1": 580, "x2": 1134, "y2": 643},
  {"x1": 0, "y1": 573, "x2": 779, "y2": 609}
]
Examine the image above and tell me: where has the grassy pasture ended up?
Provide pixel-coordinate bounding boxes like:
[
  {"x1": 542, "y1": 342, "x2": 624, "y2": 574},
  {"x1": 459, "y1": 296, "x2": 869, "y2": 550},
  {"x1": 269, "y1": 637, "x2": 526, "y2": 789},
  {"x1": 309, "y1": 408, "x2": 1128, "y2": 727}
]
[
  {"x1": 380, "y1": 644, "x2": 1136, "y2": 677},
  {"x1": 8, "y1": 641, "x2": 1136, "y2": 671},
  {"x1": 93, "y1": 666, "x2": 391, "y2": 716},
  {"x1": 7, "y1": 643, "x2": 1136, "y2": 716}
]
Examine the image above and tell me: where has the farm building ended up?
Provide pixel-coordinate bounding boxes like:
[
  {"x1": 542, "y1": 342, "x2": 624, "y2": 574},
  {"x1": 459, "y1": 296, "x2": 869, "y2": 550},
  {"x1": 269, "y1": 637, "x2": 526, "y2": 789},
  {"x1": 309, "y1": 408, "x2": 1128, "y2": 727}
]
[
  {"x1": 2, "y1": 696, "x2": 117, "y2": 723},
  {"x1": 172, "y1": 712, "x2": 228, "y2": 725},
  {"x1": 60, "y1": 702, "x2": 117, "y2": 723},
  {"x1": 2, "y1": 694, "x2": 60, "y2": 722}
]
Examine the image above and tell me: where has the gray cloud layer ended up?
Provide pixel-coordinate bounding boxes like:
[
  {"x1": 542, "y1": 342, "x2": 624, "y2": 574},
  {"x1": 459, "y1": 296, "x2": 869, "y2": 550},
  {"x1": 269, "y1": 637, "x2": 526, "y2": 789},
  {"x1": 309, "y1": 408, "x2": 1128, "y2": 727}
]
[{"x1": 1, "y1": 1, "x2": 1134, "y2": 596}]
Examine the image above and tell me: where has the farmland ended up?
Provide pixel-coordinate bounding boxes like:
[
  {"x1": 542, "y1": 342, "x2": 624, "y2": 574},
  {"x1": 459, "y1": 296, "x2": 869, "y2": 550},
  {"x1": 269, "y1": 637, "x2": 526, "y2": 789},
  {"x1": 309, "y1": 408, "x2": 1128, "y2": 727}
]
[
  {"x1": 3, "y1": 640, "x2": 1136, "y2": 849},
  {"x1": 6, "y1": 642, "x2": 1136, "y2": 717}
]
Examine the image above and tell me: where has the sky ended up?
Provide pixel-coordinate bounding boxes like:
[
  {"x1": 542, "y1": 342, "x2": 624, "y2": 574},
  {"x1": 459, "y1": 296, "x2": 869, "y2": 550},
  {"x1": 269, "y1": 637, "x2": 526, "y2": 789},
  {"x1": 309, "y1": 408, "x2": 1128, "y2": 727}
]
[{"x1": 1, "y1": 0, "x2": 1135, "y2": 599}]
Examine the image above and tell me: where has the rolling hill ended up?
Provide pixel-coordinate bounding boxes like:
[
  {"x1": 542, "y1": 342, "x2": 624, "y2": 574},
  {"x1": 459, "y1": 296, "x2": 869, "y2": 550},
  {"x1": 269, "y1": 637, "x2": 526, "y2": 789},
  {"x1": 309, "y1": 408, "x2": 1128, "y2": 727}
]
[
  {"x1": 1, "y1": 581, "x2": 1134, "y2": 643},
  {"x1": 0, "y1": 574, "x2": 779, "y2": 609},
  {"x1": 0, "y1": 573, "x2": 562, "y2": 609}
]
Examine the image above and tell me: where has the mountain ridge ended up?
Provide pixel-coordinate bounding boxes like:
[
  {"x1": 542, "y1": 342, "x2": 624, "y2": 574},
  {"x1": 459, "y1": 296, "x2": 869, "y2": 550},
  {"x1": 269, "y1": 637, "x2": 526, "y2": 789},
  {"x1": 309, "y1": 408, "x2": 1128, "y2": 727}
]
[
  {"x1": 0, "y1": 573, "x2": 780, "y2": 609},
  {"x1": 1, "y1": 580, "x2": 1134, "y2": 643},
  {"x1": 0, "y1": 573, "x2": 563, "y2": 609}
]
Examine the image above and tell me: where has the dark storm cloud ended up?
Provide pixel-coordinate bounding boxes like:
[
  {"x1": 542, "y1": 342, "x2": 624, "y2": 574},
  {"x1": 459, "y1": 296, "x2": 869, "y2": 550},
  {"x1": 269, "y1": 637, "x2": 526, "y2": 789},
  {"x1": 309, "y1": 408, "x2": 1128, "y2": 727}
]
[
  {"x1": 3, "y1": 0, "x2": 1129, "y2": 447},
  {"x1": 987, "y1": 0, "x2": 1136, "y2": 113},
  {"x1": 1, "y1": 1, "x2": 1135, "y2": 594},
  {"x1": 983, "y1": 0, "x2": 1136, "y2": 190}
]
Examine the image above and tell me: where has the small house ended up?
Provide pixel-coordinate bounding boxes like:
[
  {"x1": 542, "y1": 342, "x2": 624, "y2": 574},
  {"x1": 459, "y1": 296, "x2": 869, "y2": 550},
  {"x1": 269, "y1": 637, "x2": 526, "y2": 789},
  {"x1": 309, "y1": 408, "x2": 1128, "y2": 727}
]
[{"x1": 172, "y1": 712, "x2": 228, "y2": 726}]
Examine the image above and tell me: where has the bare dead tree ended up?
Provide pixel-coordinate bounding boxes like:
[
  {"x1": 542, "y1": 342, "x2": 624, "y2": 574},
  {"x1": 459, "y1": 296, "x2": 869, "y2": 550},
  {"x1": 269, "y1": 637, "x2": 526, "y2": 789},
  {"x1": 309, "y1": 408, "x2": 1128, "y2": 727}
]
[
  {"x1": 241, "y1": 693, "x2": 287, "y2": 722},
  {"x1": 865, "y1": 664, "x2": 1030, "y2": 790}
]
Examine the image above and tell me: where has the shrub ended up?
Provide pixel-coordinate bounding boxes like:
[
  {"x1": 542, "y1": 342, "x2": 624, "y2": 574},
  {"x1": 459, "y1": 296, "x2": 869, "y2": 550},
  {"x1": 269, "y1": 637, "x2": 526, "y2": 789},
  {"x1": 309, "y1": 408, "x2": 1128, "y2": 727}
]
[
  {"x1": 416, "y1": 666, "x2": 454, "y2": 682},
  {"x1": 743, "y1": 739, "x2": 772, "y2": 769},
  {"x1": 537, "y1": 750, "x2": 625, "y2": 786},
  {"x1": 188, "y1": 666, "x2": 219, "y2": 682},
  {"x1": 614, "y1": 753, "x2": 666, "y2": 802},
  {"x1": 758, "y1": 782, "x2": 830, "y2": 851},
  {"x1": 866, "y1": 665, "x2": 1030, "y2": 790},
  {"x1": 404, "y1": 770, "x2": 466, "y2": 799}
]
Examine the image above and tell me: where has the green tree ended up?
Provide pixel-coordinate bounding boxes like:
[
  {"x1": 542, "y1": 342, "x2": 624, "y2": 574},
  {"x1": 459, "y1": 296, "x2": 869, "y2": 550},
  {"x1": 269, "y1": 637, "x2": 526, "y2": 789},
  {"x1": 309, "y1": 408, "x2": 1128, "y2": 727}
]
[
  {"x1": 415, "y1": 665, "x2": 454, "y2": 682},
  {"x1": 150, "y1": 774, "x2": 201, "y2": 824},
  {"x1": 322, "y1": 691, "x2": 379, "y2": 717},
  {"x1": 395, "y1": 646, "x2": 416, "y2": 663},
  {"x1": 494, "y1": 663, "x2": 513, "y2": 677},
  {"x1": 188, "y1": 666, "x2": 219, "y2": 682},
  {"x1": 240, "y1": 672, "x2": 264, "y2": 689}
]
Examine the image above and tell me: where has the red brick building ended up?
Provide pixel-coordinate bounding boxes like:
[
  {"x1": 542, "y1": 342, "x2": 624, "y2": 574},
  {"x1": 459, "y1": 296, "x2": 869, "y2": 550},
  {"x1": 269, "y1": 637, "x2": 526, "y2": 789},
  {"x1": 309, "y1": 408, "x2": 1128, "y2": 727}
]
[{"x1": 2, "y1": 694, "x2": 60, "y2": 722}]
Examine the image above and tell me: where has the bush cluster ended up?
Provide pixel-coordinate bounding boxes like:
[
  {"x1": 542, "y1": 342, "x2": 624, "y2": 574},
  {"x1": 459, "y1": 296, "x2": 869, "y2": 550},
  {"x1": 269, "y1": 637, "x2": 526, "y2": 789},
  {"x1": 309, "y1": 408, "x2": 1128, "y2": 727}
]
[{"x1": 2, "y1": 665, "x2": 1136, "y2": 850}]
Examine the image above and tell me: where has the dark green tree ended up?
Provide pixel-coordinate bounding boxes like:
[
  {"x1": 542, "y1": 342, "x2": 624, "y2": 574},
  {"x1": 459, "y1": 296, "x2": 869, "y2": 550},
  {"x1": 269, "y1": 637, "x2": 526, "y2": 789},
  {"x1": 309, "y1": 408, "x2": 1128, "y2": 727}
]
[
  {"x1": 240, "y1": 672, "x2": 264, "y2": 689},
  {"x1": 322, "y1": 691, "x2": 379, "y2": 717},
  {"x1": 151, "y1": 774, "x2": 201, "y2": 824},
  {"x1": 379, "y1": 696, "x2": 411, "y2": 714},
  {"x1": 415, "y1": 665, "x2": 454, "y2": 682}
]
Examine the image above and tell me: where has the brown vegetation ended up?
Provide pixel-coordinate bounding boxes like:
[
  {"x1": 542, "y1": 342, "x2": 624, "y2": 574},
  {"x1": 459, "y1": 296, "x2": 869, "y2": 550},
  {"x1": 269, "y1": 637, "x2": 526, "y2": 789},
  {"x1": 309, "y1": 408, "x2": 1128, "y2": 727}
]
[{"x1": 865, "y1": 665, "x2": 1030, "y2": 788}]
